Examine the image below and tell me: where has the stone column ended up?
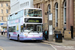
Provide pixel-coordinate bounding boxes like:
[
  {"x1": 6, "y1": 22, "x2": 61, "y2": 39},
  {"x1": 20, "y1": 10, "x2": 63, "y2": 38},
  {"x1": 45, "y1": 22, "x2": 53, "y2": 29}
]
[
  {"x1": 58, "y1": 0, "x2": 62, "y2": 30},
  {"x1": 70, "y1": 0, "x2": 74, "y2": 27},
  {"x1": 41, "y1": 3, "x2": 45, "y2": 24},
  {"x1": 51, "y1": 0, "x2": 53, "y2": 14},
  {"x1": 64, "y1": 0, "x2": 74, "y2": 39},
  {"x1": 66, "y1": 0, "x2": 74, "y2": 30},
  {"x1": 66, "y1": 0, "x2": 70, "y2": 30}
]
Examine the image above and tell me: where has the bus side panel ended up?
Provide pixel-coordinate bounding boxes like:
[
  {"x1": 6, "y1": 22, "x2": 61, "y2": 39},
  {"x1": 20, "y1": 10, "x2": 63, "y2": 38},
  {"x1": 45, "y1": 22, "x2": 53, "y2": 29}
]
[{"x1": 18, "y1": 17, "x2": 24, "y2": 40}]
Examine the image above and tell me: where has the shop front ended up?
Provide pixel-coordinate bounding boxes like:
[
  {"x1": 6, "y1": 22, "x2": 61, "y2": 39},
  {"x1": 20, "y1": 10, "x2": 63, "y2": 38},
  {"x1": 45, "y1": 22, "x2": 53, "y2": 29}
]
[{"x1": 0, "y1": 22, "x2": 7, "y2": 32}]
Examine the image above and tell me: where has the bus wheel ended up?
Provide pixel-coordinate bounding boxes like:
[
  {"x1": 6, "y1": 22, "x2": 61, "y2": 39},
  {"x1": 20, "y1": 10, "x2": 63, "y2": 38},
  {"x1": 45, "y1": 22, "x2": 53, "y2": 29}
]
[
  {"x1": 9, "y1": 34, "x2": 11, "y2": 40},
  {"x1": 17, "y1": 35, "x2": 20, "y2": 41}
]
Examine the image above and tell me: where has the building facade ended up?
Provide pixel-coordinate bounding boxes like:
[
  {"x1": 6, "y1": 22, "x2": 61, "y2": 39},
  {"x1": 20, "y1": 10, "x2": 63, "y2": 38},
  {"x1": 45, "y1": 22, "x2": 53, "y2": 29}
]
[
  {"x1": 0, "y1": 0, "x2": 10, "y2": 31},
  {"x1": 10, "y1": 0, "x2": 34, "y2": 14},
  {"x1": 33, "y1": 0, "x2": 49, "y2": 30},
  {"x1": 33, "y1": 0, "x2": 75, "y2": 39},
  {"x1": 33, "y1": 0, "x2": 66, "y2": 33}
]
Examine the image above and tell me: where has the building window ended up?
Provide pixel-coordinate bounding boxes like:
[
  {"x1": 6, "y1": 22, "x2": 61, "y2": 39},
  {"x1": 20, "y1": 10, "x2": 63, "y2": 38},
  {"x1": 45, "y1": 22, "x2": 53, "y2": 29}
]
[
  {"x1": 8, "y1": 26, "x2": 16, "y2": 32},
  {"x1": 26, "y1": 2, "x2": 29, "y2": 6},
  {"x1": 2, "y1": 16, "x2": 3, "y2": 21},
  {"x1": 1, "y1": 9, "x2": 3, "y2": 13},
  {"x1": 6, "y1": 9, "x2": 8, "y2": 13},
  {"x1": 6, "y1": 3, "x2": 8, "y2": 7},
  {"x1": 1, "y1": 3, "x2": 3, "y2": 7},
  {"x1": 48, "y1": 4, "x2": 51, "y2": 14},
  {"x1": 27, "y1": 2, "x2": 29, "y2": 6},
  {"x1": 63, "y1": 1, "x2": 66, "y2": 24},
  {"x1": 55, "y1": 3, "x2": 58, "y2": 27}
]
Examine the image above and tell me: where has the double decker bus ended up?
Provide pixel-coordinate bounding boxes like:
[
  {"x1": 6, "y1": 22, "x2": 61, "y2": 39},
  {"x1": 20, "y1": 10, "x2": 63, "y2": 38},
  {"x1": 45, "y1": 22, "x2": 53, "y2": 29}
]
[{"x1": 7, "y1": 8, "x2": 43, "y2": 41}]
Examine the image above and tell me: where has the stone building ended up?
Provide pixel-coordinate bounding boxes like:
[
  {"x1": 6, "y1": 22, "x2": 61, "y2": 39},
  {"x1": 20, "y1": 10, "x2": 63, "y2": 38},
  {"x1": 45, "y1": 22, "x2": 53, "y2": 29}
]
[
  {"x1": 33, "y1": 0, "x2": 75, "y2": 39},
  {"x1": 0, "y1": 0, "x2": 10, "y2": 31}
]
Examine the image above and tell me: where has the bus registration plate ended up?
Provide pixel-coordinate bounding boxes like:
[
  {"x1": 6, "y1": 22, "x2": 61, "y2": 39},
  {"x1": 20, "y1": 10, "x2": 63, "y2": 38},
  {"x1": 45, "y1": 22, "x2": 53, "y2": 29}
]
[{"x1": 32, "y1": 38, "x2": 36, "y2": 40}]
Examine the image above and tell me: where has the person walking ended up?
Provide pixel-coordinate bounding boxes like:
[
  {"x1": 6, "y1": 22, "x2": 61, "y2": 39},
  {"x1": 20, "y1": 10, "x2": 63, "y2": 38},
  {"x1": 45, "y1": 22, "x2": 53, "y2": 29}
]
[
  {"x1": 44, "y1": 29, "x2": 48, "y2": 40},
  {"x1": 3, "y1": 29, "x2": 5, "y2": 35},
  {"x1": 43, "y1": 30, "x2": 45, "y2": 40},
  {"x1": 1, "y1": 30, "x2": 3, "y2": 35}
]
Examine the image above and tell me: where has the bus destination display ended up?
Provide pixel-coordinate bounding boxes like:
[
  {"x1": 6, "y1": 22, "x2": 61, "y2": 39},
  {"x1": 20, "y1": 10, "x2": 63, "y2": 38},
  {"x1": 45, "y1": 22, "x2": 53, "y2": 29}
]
[{"x1": 25, "y1": 18, "x2": 42, "y2": 23}]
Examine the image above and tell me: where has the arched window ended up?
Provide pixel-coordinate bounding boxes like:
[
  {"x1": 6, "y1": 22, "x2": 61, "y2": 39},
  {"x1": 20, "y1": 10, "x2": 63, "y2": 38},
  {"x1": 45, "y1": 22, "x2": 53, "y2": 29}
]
[
  {"x1": 48, "y1": 4, "x2": 51, "y2": 14},
  {"x1": 55, "y1": 3, "x2": 58, "y2": 27},
  {"x1": 63, "y1": 1, "x2": 66, "y2": 24}
]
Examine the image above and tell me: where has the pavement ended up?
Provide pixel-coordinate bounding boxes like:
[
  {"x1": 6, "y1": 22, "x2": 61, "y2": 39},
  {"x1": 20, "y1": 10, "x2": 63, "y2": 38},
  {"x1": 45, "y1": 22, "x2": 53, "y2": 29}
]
[
  {"x1": 43, "y1": 38, "x2": 75, "y2": 50},
  {"x1": 0, "y1": 33, "x2": 75, "y2": 50}
]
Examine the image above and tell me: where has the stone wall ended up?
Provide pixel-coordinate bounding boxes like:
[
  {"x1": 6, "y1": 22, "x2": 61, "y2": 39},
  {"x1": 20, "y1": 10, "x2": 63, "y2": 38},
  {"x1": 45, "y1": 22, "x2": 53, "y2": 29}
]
[
  {"x1": 0, "y1": 1, "x2": 10, "y2": 22},
  {"x1": 33, "y1": 0, "x2": 65, "y2": 32},
  {"x1": 74, "y1": 0, "x2": 75, "y2": 36}
]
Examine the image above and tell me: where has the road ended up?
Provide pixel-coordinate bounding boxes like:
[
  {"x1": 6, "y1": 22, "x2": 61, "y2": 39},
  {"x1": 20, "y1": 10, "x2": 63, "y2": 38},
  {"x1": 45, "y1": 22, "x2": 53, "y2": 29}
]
[{"x1": 0, "y1": 35, "x2": 54, "y2": 50}]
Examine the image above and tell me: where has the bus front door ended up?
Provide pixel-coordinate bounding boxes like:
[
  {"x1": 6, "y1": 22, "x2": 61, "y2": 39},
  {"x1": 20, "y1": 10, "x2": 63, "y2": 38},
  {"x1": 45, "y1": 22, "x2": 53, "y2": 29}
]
[{"x1": 37, "y1": 25, "x2": 42, "y2": 32}]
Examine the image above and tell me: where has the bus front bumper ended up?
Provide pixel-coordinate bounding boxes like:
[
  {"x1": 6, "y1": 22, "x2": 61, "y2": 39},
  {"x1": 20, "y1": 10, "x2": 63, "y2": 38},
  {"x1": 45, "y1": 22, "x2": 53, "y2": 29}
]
[{"x1": 20, "y1": 37, "x2": 43, "y2": 40}]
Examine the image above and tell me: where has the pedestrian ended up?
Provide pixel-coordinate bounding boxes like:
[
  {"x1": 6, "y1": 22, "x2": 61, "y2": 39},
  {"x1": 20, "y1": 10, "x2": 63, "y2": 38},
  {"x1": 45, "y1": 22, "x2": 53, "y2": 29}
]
[
  {"x1": 3, "y1": 29, "x2": 5, "y2": 35},
  {"x1": 44, "y1": 29, "x2": 48, "y2": 40},
  {"x1": 1, "y1": 31, "x2": 3, "y2": 35},
  {"x1": 43, "y1": 30, "x2": 45, "y2": 40}
]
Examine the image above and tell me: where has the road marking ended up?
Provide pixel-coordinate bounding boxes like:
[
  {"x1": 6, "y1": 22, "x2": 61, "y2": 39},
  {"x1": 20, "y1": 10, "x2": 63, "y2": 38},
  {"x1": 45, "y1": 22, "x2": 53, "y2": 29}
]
[
  {"x1": 41, "y1": 42, "x2": 57, "y2": 50},
  {"x1": 50, "y1": 44, "x2": 57, "y2": 50}
]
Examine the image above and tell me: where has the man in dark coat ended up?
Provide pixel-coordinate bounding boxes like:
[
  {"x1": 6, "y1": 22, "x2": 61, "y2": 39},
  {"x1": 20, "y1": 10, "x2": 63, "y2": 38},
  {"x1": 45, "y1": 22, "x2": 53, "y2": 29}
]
[
  {"x1": 44, "y1": 29, "x2": 48, "y2": 40},
  {"x1": 1, "y1": 31, "x2": 3, "y2": 35}
]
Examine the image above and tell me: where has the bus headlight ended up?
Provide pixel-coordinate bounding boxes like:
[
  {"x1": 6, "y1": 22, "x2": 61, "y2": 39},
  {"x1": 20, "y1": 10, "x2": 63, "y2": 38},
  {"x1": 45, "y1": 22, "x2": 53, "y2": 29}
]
[
  {"x1": 40, "y1": 34, "x2": 43, "y2": 37},
  {"x1": 24, "y1": 34, "x2": 28, "y2": 37}
]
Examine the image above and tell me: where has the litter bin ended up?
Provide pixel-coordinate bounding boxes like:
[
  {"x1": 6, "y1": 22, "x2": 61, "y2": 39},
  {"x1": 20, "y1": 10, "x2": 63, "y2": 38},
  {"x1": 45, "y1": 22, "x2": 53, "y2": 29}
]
[{"x1": 55, "y1": 34, "x2": 62, "y2": 43}]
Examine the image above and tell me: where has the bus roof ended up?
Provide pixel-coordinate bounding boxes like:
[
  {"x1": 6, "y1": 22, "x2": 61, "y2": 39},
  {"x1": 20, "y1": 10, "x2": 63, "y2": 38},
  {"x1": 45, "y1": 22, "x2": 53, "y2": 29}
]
[{"x1": 9, "y1": 8, "x2": 42, "y2": 16}]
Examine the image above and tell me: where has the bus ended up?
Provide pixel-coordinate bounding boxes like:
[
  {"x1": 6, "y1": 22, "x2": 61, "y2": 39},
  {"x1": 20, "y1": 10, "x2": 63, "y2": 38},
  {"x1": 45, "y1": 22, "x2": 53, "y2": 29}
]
[{"x1": 7, "y1": 8, "x2": 43, "y2": 41}]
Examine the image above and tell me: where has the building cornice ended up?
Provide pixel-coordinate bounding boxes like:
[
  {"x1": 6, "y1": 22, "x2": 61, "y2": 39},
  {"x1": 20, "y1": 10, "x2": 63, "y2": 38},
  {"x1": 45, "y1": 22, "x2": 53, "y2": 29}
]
[
  {"x1": 33, "y1": 0, "x2": 45, "y2": 4},
  {"x1": 33, "y1": 0, "x2": 54, "y2": 4}
]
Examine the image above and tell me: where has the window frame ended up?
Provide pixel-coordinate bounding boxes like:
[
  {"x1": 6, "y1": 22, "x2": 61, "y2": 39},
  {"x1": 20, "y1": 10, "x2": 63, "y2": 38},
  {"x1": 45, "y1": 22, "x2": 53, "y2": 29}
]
[
  {"x1": 8, "y1": 26, "x2": 16, "y2": 32},
  {"x1": 6, "y1": 3, "x2": 8, "y2": 7},
  {"x1": 48, "y1": 4, "x2": 51, "y2": 14},
  {"x1": 63, "y1": 1, "x2": 66, "y2": 24},
  {"x1": 1, "y1": 16, "x2": 3, "y2": 21},
  {"x1": 1, "y1": 9, "x2": 3, "y2": 13},
  {"x1": 55, "y1": 3, "x2": 58, "y2": 27},
  {"x1": 6, "y1": 9, "x2": 8, "y2": 13},
  {"x1": 1, "y1": 3, "x2": 3, "y2": 7}
]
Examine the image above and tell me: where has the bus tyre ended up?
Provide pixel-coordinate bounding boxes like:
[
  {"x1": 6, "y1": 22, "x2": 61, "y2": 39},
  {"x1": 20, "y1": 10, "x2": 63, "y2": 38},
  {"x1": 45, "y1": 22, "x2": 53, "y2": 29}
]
[
  {"x1": 17, "y1": 36, "x2": 20, "y2": 41},
  {"x1": 9, "y1": 34, "x2": 11, "y2": 40}
]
